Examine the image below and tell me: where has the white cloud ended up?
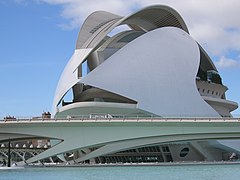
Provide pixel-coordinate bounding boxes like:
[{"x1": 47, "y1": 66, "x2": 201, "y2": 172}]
[
  {"x1": 36, "y1": 0, "x2": 240, "y2": 66},
  {"x1": 215, "y1": 56, "x2": 240, "y2": 69}
]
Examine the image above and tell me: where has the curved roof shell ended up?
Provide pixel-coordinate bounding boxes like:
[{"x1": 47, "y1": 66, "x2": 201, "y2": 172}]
[{"x1": 77, "y1": 5, "x2": 189, "y2": 49}]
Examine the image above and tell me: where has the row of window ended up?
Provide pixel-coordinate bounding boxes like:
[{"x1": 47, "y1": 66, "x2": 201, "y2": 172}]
[
  {"x1": 198, "y1": 88, "x2": 222, "y2": 97},
  {"x1": 97, "y1": 155, "x2": 165, "y2": 163}
]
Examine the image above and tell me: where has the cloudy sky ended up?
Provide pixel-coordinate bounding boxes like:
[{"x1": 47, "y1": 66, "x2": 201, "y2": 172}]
[{"x1": 0, "y1": 0, "x2": 239, "y2": 117}]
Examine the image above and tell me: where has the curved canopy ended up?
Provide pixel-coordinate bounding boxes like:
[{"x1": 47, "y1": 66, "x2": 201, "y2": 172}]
[
  {"x1": 77, "y1": 5, "x2": 189, "y2": 49},
  {"x1": 120, "y1": 5, "x2": 189, "y2": 33},
  {"x1": 76, "y1": 11, "x2": 122, "y2": 49}
]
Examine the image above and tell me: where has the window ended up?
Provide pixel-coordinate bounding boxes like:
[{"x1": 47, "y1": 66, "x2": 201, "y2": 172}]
[
  {"x1": 162, "y1": 146, "x2": 170, "y2": 152},
  {"x1": 180, "y1": 147, "x2": 189, "y2": 157}
]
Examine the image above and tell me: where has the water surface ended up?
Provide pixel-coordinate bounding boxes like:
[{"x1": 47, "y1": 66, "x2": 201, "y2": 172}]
[{"x1": 1, "y1": 164, "x2": 239, "y2": 180}]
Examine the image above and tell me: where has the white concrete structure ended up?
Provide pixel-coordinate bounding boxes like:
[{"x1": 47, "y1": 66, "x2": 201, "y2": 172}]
[
  {"x1": 0, "y1": 5, "x2": 239, "y2": 165},
  {"x1": 0, "y1": 118, "x2": 240, "y2": 165},
  {"x1": 50, "y1": 5, "x2": 240, "y2": 164},
  {"x1": 53, "y1": 5, "x2": 237, "y2": 118}
]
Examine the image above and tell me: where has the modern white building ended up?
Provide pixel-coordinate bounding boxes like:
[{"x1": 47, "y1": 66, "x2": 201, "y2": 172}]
[{"x1": 45, "y1": 5, "x2": 239, "y2": 163}]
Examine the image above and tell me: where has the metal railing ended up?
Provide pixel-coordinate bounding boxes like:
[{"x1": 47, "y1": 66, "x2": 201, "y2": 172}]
[{"x1": 0, "y1": 114, "x2": 240, "y2": 123}]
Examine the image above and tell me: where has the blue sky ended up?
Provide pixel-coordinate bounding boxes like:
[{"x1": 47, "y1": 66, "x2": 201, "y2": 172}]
[{"x1": 0, "y1": 0, "x2": 239, "y2": 118}]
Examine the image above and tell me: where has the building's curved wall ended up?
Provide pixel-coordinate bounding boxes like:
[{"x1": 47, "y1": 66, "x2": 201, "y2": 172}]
[
  {"x1": 81, "y1": 27, "x2": 220, "y2": 117},
  {"x1": 52, "y1": 49, "x2": 92, "y2": 114}
]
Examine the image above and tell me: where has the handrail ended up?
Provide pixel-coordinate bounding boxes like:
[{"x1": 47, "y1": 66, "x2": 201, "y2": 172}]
[{"x1": 0, "y1": 116, "x2": 240, "y2": 123}]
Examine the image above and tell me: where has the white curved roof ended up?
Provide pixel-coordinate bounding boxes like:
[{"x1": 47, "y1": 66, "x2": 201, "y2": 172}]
[
  {"x1": 76, "y1": 11, "x2": 122, "y2": 49},
  {"x1": 78, "y1": 5, "x2": 189, "y2": 49},
  {"x1": 120, "y1": 5, "x2": 189, "y2": 33}
]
